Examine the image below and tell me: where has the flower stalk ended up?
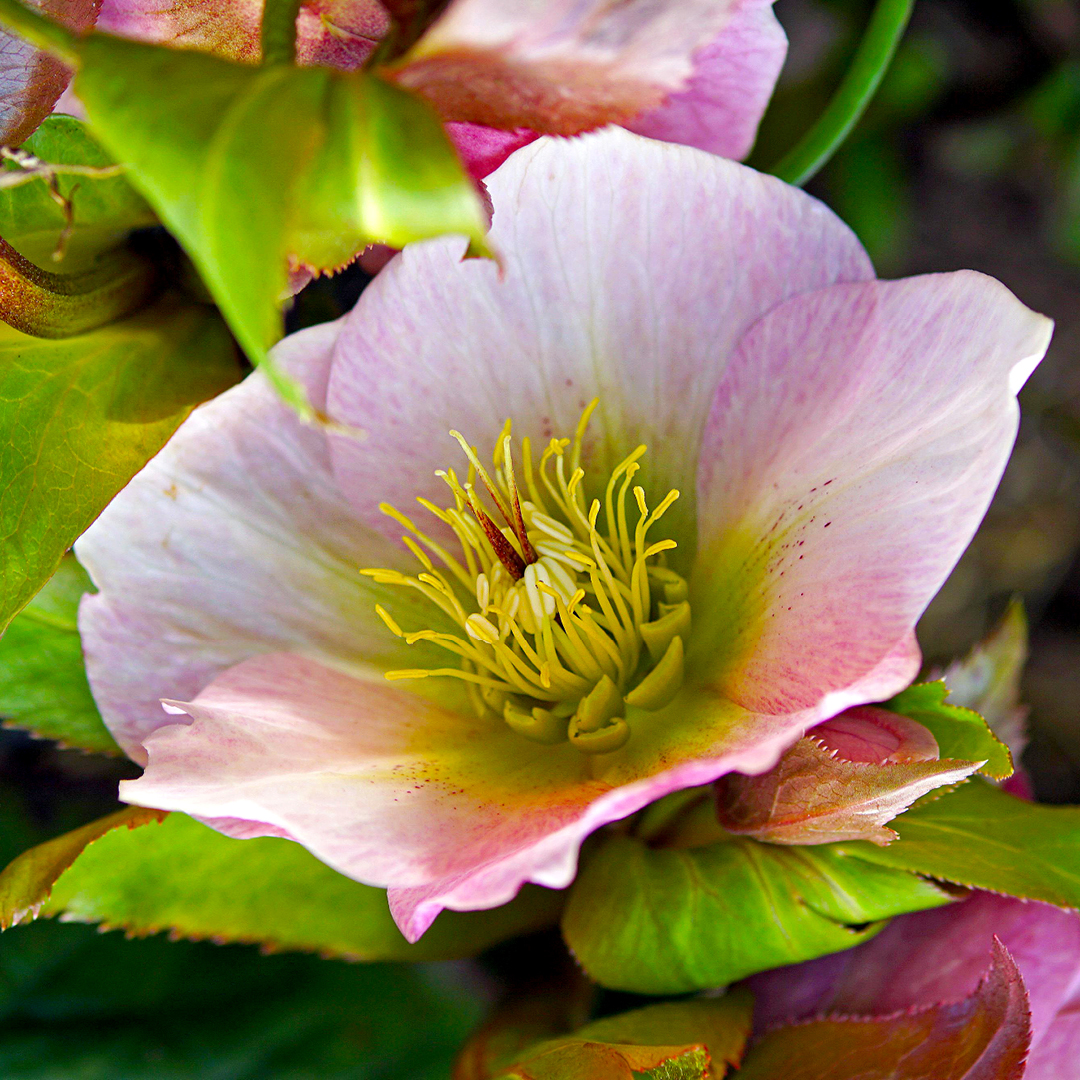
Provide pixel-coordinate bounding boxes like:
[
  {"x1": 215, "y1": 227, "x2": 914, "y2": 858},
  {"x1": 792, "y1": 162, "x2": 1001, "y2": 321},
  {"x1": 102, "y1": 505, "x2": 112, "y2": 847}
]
[{"x1": 771, "y1": 0, "x2": 915, "y2": 187}]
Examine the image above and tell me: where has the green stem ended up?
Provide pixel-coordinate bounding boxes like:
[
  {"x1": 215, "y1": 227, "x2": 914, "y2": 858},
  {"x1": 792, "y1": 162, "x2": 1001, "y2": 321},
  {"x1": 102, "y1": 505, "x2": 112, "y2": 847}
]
[
  {"x1": 770, "y1": 0, "x2": 915, "y2": 187},
  {"x1": 0, "y1": 0, "x2": 78, "y2": 66},
  {"x1": 260, "y1": 0, "x2": 305, "y2": 65}
]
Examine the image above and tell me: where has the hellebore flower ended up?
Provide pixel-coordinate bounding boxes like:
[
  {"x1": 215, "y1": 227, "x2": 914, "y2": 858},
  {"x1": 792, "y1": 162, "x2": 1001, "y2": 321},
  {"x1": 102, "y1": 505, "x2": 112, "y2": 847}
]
[
  {"x1": 716, "y1": 705, "x2": 984, "y2": 846},
  {"x1": 748, "y1": 891, "x2": 1080, "y2": 1080},
  {"x1": 89, "y1": 0, "x2": 786, "y2": 170},
  {"x1": 76, "y1": 129, "x2": 1052, "y2": 941}
]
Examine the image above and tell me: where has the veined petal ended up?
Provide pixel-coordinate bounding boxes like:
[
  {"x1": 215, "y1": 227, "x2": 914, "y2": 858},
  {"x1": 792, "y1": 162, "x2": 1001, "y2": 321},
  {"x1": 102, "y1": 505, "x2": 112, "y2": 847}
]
[
  {"x1": 76, "y1": 320, "x2": 417, "y2": 764},
  {"x1": 0, "y1": 0, "x2": 98, "y2": 145},
  {"x1": 326, "y1": 128, "x2": 873, "y2": 554},
  {"x1": 120, "y1": 648, "x2": 919, "y2": 942},
  {"x1": 96, "y1": 0, "x2": 386, "y2": 66},
  {"x1": 626, "y1": 0, "x2": 787, "y2": 160},
  {"x1": 693, "y1": 272, "x2": 1052, "y2": 712},
  {"x1": 384, "y1": 0, "x2": 747, "y2": 135},
  {"x1": 748, "y1": 892, "x2": 1080, "y2": 1080}
]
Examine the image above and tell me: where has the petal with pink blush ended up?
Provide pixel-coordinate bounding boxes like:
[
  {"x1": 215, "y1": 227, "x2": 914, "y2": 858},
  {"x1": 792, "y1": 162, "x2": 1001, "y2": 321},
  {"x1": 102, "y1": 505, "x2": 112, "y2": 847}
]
[
  {"x1": 444, "y1": 121, "x2": 538, "y2": 180},
  {"x1": 76, "y1": 320, "x2": 415, "y2": 764},
  {"x1": 326, "y1": 128, "x2": 873, "y2": 550},
  {"x1": 384, "y1": 0, "x2": 746, "y2": 135},
  {"x1": 121, "y1": 648, "x2": 920, "y2": 942},
  {"x1": 96, "y1": 0, "x2": 385, "y2": 65},
  {"x1": 747, "y1": 891, "x2": 1080, "y2": 1080},
  {"x1": 813, "y1": 706, "x2": 942, "y2": 764},
  {"x1": 694, "y1": 273, "x2": 1052, "y2": 715},
  {"x1": 627, "y1": 0, "x2": 787, "y2": 160}
]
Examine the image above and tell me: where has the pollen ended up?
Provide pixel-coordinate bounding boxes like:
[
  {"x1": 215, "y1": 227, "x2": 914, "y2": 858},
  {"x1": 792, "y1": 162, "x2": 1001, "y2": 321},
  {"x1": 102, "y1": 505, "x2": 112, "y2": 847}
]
[{"x1": 361, "y1": 400, "x2": 690, "y2": 754}]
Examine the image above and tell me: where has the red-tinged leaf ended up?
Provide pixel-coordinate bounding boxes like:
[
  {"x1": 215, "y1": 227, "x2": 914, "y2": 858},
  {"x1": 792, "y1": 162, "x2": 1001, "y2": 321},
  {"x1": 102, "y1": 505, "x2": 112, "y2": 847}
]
[
  {"x1": 736, "y1": 939, "x2": 1031, "y2": 1080},
  {"x1": 0, "y1": 805, "x2": 166, "y2": 929},
  {"x1": 718, "y1": 708, "x2": 981, "y2": 845}
]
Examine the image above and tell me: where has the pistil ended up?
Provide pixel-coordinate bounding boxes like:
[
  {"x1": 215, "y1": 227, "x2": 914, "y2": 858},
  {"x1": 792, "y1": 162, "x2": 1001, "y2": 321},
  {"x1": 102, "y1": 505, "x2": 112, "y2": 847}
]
[{"x1": 362, "y1": 401, "x2": 690, "y2": 754}]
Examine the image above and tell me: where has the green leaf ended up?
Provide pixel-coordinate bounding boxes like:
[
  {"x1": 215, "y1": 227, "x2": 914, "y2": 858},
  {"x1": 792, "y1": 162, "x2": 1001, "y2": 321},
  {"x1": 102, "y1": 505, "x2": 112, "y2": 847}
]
[
  {"x1": 0, "y1": 554, "x2": 118, "y2": 754},
  {"x1": 494, "y1": 996, "x2": 753, "y2": 1080},
  {"x1": 0, "y1": 806, "x2": 164, "y2": 929},
  {"x1": 938, "y1": 599, "x2": 1029, "y2": 755},
  {"x1": 0, "y1": 298, "x2": 239, "y2": 630},
  {"x1": 0, "y1": 919, "x2": 481, "y2": 1079},
  {"x1": 839, "y1": 777, "x2": 1080, "y2": 907},
  {"x1": 1, "y1": 115, "x2": 156, "y2": 270},
  {"x1": 39, "y1": 810, "x2": 563, "y2": 962},
  {"x1": 73, "y1": 33, "x2": 490, "y2": 411},
  {"x1": 886, "y1": 681, "x2": 1012, "y2": 779},
  {"x1": 561, "y1": 831, "x2": 954, "y2": 994},
  {"x1": 733, "y1": 940, "x2": 1029, "y2": 1080}
]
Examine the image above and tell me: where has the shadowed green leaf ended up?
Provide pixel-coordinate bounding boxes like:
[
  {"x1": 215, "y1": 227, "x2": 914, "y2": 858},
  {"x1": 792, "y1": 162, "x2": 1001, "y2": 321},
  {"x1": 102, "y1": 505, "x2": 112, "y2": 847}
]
[
  {"x1": 36, "y1": 810, "x2": 562, "y2": 961},
  {"x1": 0, "y1": 806, "x2": 163, "y2": 929},
  {"x1": 0, "y1": 919, "x2": 481, "y2": 1079},
  {"x1": 0, "y1": 298, "x2": 239, "y2": 630},
  {"x1": 839, "y1": 777, "x2": 1080, "y2": 906},
  {"x1": 0, "y1": 554, "x2": 117, "y2": 754},
  {"x1": 561, "y1": 831, "x2": 954, "y2": 995}
]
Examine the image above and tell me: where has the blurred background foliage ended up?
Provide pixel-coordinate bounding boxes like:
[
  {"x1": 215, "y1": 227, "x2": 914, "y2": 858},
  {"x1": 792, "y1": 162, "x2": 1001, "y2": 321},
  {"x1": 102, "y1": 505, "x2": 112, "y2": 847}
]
[{"x1": 2, "y1": 0, "x2": 1080, "y2": 1073}]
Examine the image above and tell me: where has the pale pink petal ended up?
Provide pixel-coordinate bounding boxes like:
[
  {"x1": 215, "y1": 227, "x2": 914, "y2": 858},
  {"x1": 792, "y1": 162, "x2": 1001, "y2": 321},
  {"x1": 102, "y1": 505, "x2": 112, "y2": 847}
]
[
  {"x1": 695, "y1": 273, "x2": 1052, "y2": 716},
  {"x1": 326, "y1": 128, "x2": 873, "y2": 552},
  {"x1": 0, "y1": 0, "x2": 98, "y2": 145},
  {"x1": 748, "y1": 891, "x2": 1080, "y2": 1080},
  {"x1": 812, "y1": 706, "x2": 942, "y2": 764},
  {"x1": 95, "y1": 0, "x2": 385, "y2": 65},
  {"x1": 76, "y1": 320, "x2": 413, "y2": 763},
  {"x1": 96, "y1": 0, "x2": 264, "y2": 61},
  {"x1": 120, "y1": 645, "x2": 915, "y2": 943},
  {"x1": 445, "y1": 120, "x2": 538, "y2": 180},
  {"x1": 626, "y1": 0, "x2": 786, "y2": 160},
  {"x1": 384, "y1": 0, "x2": 746, "y2": 135}
]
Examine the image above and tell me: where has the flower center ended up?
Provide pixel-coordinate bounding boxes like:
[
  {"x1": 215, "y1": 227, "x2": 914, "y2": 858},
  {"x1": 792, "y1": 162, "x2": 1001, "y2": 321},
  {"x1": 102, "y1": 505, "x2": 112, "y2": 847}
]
[{"x1": 362, "y1": 401, "x2": 689, "y2": 754}]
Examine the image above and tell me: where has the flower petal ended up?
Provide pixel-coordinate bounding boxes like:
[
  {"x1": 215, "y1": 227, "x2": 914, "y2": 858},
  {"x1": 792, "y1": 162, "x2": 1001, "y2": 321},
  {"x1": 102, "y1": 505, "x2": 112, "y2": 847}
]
[
  {"x1": 76, "y1": 320, "x2": 411, "y2": 763},
  {"x1": 326, "y1": 128, "x2": 873, "y2": 552},
  {"x1": 96, "y1": 0, "x2": 386, "y2": 65},
  {"x1": 626, "y1": 0, "x2": 787, "y2": 160},
  {"x1": 694, "y1": 272, "x2": 1052, "y2": 713},
  {"x1": 384, "y1": 0, "x2": 746, "y2": 134},
  {"x1": 119, "y1": 645, "x2": 918, "y2": 942},
  {"x1": 748, "y1": 891, "x2": 1080, "y2": 1080},
  {"x1": 0, "y1": 0, "x2": 98, "y2": 145}
]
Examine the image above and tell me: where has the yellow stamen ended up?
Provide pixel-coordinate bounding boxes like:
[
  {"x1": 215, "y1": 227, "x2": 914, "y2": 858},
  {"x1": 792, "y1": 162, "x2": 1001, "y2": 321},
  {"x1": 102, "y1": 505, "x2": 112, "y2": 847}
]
[{"x1": 363, "y1": 402, "x2": 690, "y2": 752}]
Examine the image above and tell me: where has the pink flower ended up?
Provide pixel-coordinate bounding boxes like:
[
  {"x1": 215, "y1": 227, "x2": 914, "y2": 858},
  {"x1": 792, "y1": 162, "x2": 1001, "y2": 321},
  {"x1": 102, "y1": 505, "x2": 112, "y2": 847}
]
[
  {"x1": 748, "y1": 891, "x2": 1080, "y2": 1080},
  {"x1": 76, "y1": 129, "x2": 1052, "y2": 941},
  {"x1": 91, "y1": 0, "x2": 786, "y2": 171}
]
